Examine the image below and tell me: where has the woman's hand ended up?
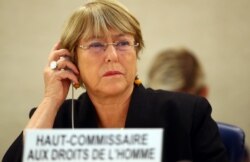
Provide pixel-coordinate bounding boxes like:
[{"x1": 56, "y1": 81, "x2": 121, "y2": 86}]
[
  {"x1": 25, "y1": 42, "x2": 80, "y2": 129},
  {"x1": 44, "y1": 42, "x2": 79, "y2": 106}
]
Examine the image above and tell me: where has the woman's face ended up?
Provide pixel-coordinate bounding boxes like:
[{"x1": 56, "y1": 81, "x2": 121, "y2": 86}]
[{"x1": 76, "y1": 31, "x2": 138, "y2": 97}]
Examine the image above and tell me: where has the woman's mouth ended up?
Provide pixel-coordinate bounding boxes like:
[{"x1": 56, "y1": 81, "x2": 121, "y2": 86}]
[{"x1": 103, "y1": 71, "x2": 123, "y2": 77}]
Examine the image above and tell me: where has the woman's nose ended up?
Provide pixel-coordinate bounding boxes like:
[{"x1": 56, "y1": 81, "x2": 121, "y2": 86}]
[{"x1": 104, "y1": 44, "x2": 118, "y2": 62}]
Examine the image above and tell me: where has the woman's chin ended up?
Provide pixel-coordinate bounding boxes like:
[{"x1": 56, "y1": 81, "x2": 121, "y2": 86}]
[
  {"x1": 100, "y1": 81, "x2": 130, "y2": 96},
  {"x1": 104, "y1": 84, "x2": 126, "y2": 94}
]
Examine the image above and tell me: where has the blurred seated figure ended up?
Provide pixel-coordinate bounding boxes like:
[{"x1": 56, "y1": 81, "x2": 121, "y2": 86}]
[
  {"x1": 147, "y1": 47, "x2": 208, "y2": 97},
  {"x1": 147, "y1": 46, "x2": 247, "y2": 162}
]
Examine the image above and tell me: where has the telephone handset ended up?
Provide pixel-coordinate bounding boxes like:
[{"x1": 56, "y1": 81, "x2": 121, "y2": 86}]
[
  {"x1": 71, "y1": 84, "x2": 75, "y2": 129},
  {"x1": 61, "y1": 55, "x2": 80, "y2": 88}
]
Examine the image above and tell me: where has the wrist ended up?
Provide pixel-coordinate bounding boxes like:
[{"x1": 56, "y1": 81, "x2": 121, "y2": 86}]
[{"x1": 41, "y1": 97, "x2": 64, "y2": 112}]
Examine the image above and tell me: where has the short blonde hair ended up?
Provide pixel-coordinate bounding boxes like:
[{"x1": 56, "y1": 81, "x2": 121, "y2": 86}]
[{"x1": 60, "y1": 0, "x2": 144, "y2": 62}]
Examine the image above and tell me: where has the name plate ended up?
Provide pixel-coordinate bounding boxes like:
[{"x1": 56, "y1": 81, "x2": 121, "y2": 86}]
[{"x1": 23, "y1": 128, "x2": 163, "y2": 162}]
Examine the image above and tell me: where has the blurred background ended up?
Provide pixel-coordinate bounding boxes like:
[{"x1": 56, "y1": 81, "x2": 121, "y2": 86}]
[{"x1": 1, "y1": 0, "x2": 250, "y2": 158}]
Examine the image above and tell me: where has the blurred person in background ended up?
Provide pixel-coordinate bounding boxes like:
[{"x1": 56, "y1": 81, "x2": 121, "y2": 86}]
[
  {"x1": 147, "y1": 46, "x2": 249, "y2": 162},
  {"x1": 148, "y1": 47, "x2": 208, "y2": 97}
]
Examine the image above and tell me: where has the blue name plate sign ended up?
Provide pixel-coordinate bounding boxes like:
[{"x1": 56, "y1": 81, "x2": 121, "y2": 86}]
[{"x1": 23, "y1": 128, "x2": 163, "y2": 162}]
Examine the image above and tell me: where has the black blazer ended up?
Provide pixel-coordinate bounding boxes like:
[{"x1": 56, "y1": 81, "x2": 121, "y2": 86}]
[{"x1": 3, "y1": 84, "x2": 228, "y2": 162}]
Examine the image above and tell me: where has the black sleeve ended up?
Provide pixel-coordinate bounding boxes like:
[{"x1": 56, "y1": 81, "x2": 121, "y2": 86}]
[
  {"x1": 2, "y1": 108, "x2": 36, "y2": 162},
  {"x1": 191, "y1": 97, "x2": 229, "y2": 162},
  {"x1": 2, "y1": 132, "x2": 24, "y2": 162}
]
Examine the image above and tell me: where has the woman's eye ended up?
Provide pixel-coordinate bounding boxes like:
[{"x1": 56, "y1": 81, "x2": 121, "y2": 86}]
[
  {"x1": 116, "y1": 41, "x2": 130, "y2": 46},
  {"x1": 89, "y1": 42, "x2": 104, "y2": 48}
]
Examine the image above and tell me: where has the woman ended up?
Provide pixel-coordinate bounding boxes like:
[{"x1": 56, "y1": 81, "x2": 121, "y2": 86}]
[{"x1": 3, "y1": 0, "x2": 228, "y2": 162}]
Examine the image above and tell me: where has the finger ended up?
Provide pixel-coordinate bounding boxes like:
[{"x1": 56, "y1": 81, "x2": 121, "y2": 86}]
[
  {"x1": 56, "y1": 70, "x2": 79, "y2": 85},
  {"x1": 51, "y1": 41, "x2": 61, "y2": 51},
  {"x1": 56, "y1": 59, "x2": 79, "y2": 75},
  {"x1": 48, "y1": 49, "x2": 72, "y2": 63}
]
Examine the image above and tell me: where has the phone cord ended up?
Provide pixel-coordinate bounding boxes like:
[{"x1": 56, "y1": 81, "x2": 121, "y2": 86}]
[{"x1": 71, "y1": 85, "x2": 75, "y2": 129}]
